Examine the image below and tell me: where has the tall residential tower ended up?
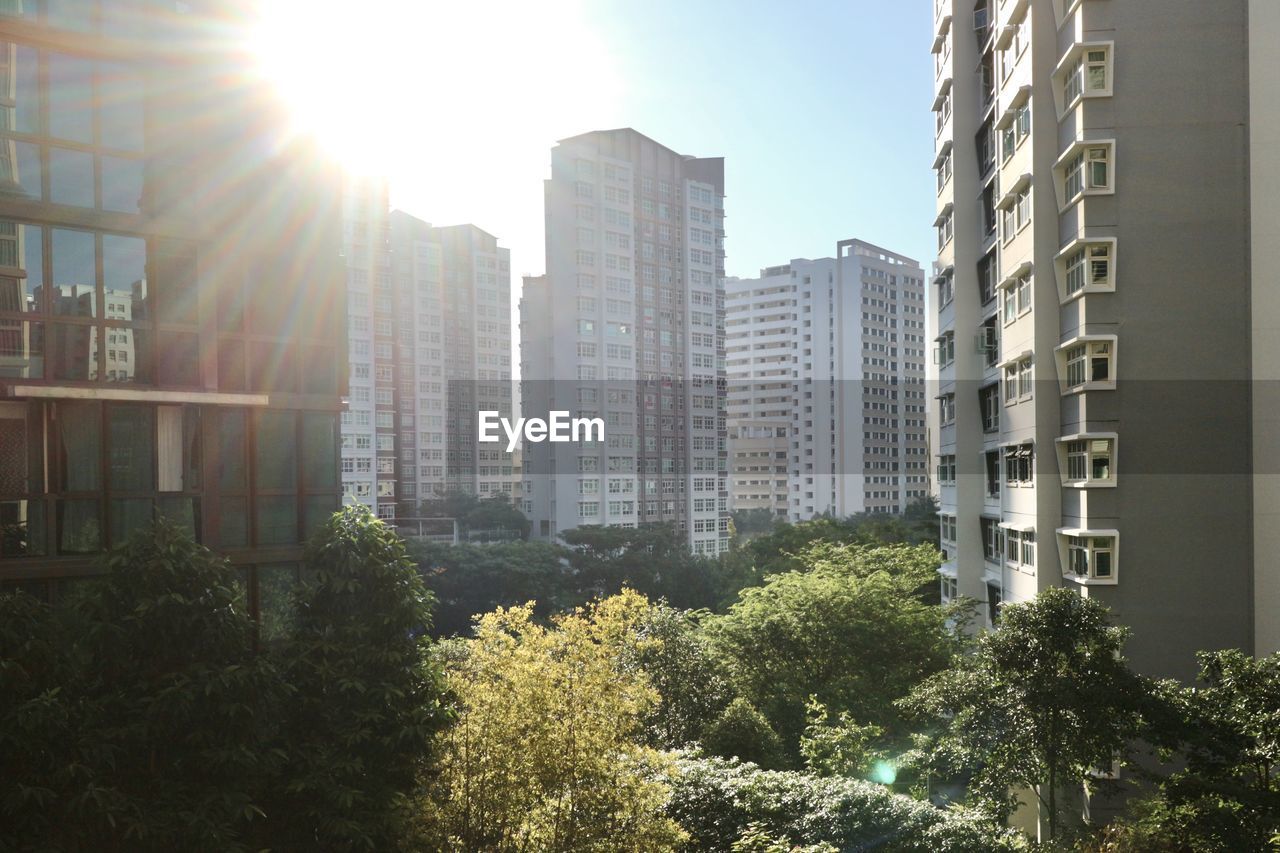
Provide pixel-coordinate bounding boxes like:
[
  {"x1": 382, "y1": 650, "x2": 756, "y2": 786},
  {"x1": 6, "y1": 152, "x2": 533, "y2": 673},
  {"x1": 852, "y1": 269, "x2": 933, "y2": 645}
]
[
  {"x1": 931, "y1": 0, "x2": 1280, "y2": 671},
  {"x1": 726, "y1": 241, "x2": 929, "y2": 521},
  {"x1": 521, "y1": 129, "x2": 729, "y2": 555}
]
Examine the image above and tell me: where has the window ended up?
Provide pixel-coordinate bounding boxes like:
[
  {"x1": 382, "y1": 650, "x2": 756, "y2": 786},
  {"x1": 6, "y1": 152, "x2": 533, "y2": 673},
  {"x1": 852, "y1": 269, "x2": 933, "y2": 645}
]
[
  {"x1": 984, "y1": 450, "x2": 1001, "y2": 497},
  {"x1": 979, "y1": 384, "x2": 1000, "y2": 432},
  {"x1": 1063, "y1": 436, "x2": 1115, "y2": 485},
  {"x1": 1065, "y1": 534, "x2": 1116, "y2": 581},
  {"x1": 936, "y1": 149, "x2": 953, "y2": 193},
  {"x1": 936, "y1": 269, "x2": 955, "y2": 307},
  {"x1": 940, "y1": 514, "x2": 957, "y2": 542},
  {"x1": 1004, "y1": 356, "x2": 1032, "y2": 403},
  {"x1": 936, "y1": 208, "x2": 954, "y2": 249},
  {"x1": 1005, "y1": 529, "x2": 1036, "y2": 568},
  {"x1": 1061, "y1": 143, "x2": 1113, "y2": 203},
  {"x1": 1002, "y1": 270, "x2": 1032, "y2": 324},
  {"x1": 981, "y1": 517, "x2": 1002, "y2": 563},
  {"x1": 1004, "y1": 443, "x2": 1033, "y2": 486},
  {"x1": 937, "y1": 454, "x2": 956, "y2": 485},
  {"x1": 1062, "y1": 241, "x2": 1114, "y2": 296},
  {"x1": 977, "y1": 251, "x2": 997, "y2": 305},
  {"x1": 1063, "y1": 340, "x2": 1113, "y2": 389},
  {"x1": 1060, "y1": 45, "x2": 1112, "y2": 109},
  {"x1": 939, "y1": 393, "x2": 956, "y2": 425},
  {"x1": 934, "y1": 331, "x2": 955, "y2": 366}
]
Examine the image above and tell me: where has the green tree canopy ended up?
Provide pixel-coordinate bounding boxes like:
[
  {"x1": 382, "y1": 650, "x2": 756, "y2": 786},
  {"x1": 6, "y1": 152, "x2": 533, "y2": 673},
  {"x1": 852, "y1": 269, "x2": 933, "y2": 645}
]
[
  {"x1": 906, "y1": 586, "x2": 1151, "y2": 840},
  {"x1": 421, "y1": 591, "x2": 686, "y2": 851},
  {"x1": 708, "y1": 543, "x2": 962, "y2": 762}
]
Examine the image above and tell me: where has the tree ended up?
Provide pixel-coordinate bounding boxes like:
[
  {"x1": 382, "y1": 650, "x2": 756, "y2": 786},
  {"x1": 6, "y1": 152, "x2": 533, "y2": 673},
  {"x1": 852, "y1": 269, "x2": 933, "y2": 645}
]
[
  {"x1": 799, "y1": 696, "x2": 888, "y2": 780},
  {"x1": 262, "y1": 507, "x2": 450, "y2": 851},
  {"x1": 0, "y1": 519, "x2": 279, "y2": 851},
  {"x1": 1103, "y1": 650, "x2": 1280, "y2": 851},
  {"x1": 701, "y1": 697, "x2": 786, "y2": 769},
  {"x1": 562, "y1": 523, "x2": 731, "y2": 610},
  {"x1": 419, "y1": 491, "x2": 531, "y2": 540},
  {"x1": 906, "y1": 586, "x2": 1151, "y2": 840},
  {"x1": 708, "y1": 543, "x2": 962, "y2": 762},
  {"x1": 621, "y1": 602, "x2": 734, "y2": 750},
  {"x1": 730, "y1": 508, "x2": 780, "y2": 540},
  {"x1": 661, "y1": 755, "x2": 1028, "y2": 852},
  {"x1": 414, "y1": 539, "x2": 571, "y2": 637},
  {"x1": 421, "y1": 592, "x2": 686, "y2": 851}
]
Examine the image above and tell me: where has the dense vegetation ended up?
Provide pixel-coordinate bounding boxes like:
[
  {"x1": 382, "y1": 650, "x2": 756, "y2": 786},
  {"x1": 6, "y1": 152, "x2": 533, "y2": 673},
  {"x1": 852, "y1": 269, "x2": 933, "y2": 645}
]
[{"x1": 2, "y1": 500, "x2": 1277, "y2": 851}]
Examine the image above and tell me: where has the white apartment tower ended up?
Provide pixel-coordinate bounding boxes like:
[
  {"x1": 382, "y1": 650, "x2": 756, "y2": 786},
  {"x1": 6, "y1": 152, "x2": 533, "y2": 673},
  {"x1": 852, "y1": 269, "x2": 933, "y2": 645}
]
[
  {"x1": 521, "y1": 129, "x2": 729, "y2": 555},
  {"x1": 341, "y1": 181, "x2": 515, "y2": 522},
  {"x1": 726, "y1": 241, "x2": 929, "y2": 522},
  {"x1": 930, "y1": 0, "x2": 1280, "y2": 674}
]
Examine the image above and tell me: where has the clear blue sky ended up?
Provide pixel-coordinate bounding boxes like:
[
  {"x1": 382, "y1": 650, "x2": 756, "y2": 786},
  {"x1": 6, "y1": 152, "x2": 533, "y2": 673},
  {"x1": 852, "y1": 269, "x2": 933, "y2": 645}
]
[
  {"x1": 378, "y1": 0, "x2": 938, "y2": 284},
  {"x1": 577, "y1": 0, "x2": 938, "y2": 276}
]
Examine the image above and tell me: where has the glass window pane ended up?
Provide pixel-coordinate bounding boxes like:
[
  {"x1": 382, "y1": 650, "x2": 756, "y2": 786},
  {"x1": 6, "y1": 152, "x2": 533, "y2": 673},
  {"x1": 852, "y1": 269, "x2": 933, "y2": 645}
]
[
  {"x1": 156, "y1": 405, "x2": 198, "y2": 491},
  {"x1": 0, "y1": 4, "x2": 38, "y2": 23},
  {"x1": 217, "y1": 408, "x2": 247, "y2": 490},
  {"x1": 97, "y1": 62, "x2": 145, "y2": 152},
  {"x1": 301, "y1": 413, "x2": 337, "y2": 490},
  {"x1": 300, "y1": 345, "x2": 337, "y2": 394},
  {"x1": 303, "y1": 494, "x2": 337, "y2": 540},
  {"x1": 255, "y1": 410, "x2": 296, "y2": 490},
  {"x1": 57, "y1": 498, "x2": 100, "y2": 553},
  {"x1": 257, "y1": 563, "x2": 298, "y2": 644},
  {"x1": 109, "y1": 497, "x2": 151, "y2": 546},
  {"x1": 156, "y1": 330, "x2": 199, "y2": 387},
  {"x1": 106, "y1": 325, "x2": 149, "y2": 385},
  {"x1": 102, "y1": 234, "x2": 146, "y2": 320},
  {"x1": 47, "y1": 0, "x2": 98, "y2": 33},
  {"x1": 217, "y1": 338, "x2": 245, "y2": 391},
  {"x1": 101, "y1": 156, "x2": 142, "y2": 214},
  {"x1": 0, "y1": 320, "x2": 44, "y2": 378},
  {"x1": 49, "y1": 147, "x2": 94, "y2": 207},
  {"x1": 7, "y1": 45, "x2": 40, "y2": 135},
  {"x1": 255, "y1": 495, "x2": 296, "y2": 546},
  {"x1": 52, "y1": 229, "x2": 96, "y2": 316},
  {"x1": 48, "y1": 53, "x2": 94, "y2": 144},
  {"x1": 157, "y1": 496, "x2": 198, "y2": 541},
  {"x1": 0, "y1": 140, "x2": 43, "y2": 200},
  {"x1": 218, "y1": 495, "x2": 247, "y2": 547},
  {"x1": 56, "y1": 400, "x2": 99, "y2": 490},
  {"x1": 153, "y1": 240, "x2": 197, "y2": 326},
  {"x1": 0, "y1": 401, "x2": 39, "y2": 493},
  {"x1": 108, "y1": 405, "x2": 152, "y2": 491},
  {"x1": 49, "y1": 323, "x2": 96, "y2": 380},
  {"x1": 0, "y1": 223, "x2": 44, "y2": 313},
  {"x1": 0, "y1": 499, "x2": 45, "y2": 557}
]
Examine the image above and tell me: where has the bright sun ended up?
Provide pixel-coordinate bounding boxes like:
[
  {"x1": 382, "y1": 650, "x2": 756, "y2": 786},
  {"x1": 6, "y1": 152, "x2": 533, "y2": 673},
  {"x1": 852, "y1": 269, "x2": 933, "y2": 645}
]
[{"x1": 248, "y1": 0, "x2": 621, "y2": 180}]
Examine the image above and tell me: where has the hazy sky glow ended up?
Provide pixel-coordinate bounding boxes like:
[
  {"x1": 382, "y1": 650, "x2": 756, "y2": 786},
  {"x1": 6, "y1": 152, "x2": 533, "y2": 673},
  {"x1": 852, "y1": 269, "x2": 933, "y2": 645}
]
[{"x1": 252, "y1": 0, "x2": 936, "y2": 282}]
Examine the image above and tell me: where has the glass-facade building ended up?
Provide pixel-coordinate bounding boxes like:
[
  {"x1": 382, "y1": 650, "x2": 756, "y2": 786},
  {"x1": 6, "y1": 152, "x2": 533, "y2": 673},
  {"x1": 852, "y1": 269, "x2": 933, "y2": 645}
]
[{"x1": 0, "y1": 1, "x2": 347, "y2": 623}]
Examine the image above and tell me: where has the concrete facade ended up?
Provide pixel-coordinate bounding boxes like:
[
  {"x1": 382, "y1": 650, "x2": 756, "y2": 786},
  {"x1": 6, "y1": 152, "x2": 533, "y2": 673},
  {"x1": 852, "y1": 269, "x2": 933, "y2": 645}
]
[
  {"x1": 932, "y1": 0, "x2": 1275, "y2": 674},
  {"x1": 726, "y1": 241, "x2": 929, "y2": 522}
]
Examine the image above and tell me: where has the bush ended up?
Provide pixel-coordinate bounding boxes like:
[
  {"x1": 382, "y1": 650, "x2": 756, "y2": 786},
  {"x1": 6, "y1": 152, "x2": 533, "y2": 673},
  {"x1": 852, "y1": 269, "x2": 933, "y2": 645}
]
[
  {"x1": 663, "y1": 755, "x2": 1028, "y2": 852},
  {"x1": 701, "y1": 698, "x2": 785, "y2": 770},
  {"x1": 259, "y1": 506, "x2": 450, "y2": 851}
]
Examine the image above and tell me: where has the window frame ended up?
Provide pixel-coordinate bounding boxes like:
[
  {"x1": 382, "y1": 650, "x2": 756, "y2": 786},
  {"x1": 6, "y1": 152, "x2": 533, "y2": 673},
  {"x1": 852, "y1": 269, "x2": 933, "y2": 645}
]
[
  {"x1": 1057, "y1": 432, "x2": 1118, "y2": 488},
  {"x1": 1059, "y1": 529, "x2": 1120, "y2": 584},
  {"x1": 1057, "y1": 336, "x2": 1116, "y2": 393}
]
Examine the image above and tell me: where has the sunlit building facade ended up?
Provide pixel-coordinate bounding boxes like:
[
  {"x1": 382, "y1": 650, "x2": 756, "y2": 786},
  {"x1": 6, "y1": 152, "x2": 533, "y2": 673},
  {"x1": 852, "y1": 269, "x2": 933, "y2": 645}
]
[
  {"x1": 521, "y1": 129, "x2": 729, "y2": 555},
  {"x1": 930, "y1": 0, "x2": 1280, "y2": 672},
  {"x1": 726, "y1": 241, "x2": 929, "y2": 522},
  {"x1": 0, "y1": 1, "x2": 347, "y2": 619}
]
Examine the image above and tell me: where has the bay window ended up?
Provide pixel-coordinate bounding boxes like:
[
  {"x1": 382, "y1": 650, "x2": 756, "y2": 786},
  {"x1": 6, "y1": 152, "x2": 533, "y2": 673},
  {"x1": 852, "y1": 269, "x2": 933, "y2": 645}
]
[
  {"x1": 1063, "y1": 533, "x2": 1117, "y2": 582},
  {"x1": 1060, "y1": 434, "x2": 1116, "y2": 486}
]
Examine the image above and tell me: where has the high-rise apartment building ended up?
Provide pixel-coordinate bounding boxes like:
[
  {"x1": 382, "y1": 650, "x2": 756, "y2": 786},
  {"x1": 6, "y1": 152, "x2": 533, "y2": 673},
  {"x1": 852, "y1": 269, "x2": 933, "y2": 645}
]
[
  {"x1": 0, "y1": 1, "x2": 346, "y2": 616},
  {"x1": 521, "y1": 129, "x2": 729, "y2": 555},
  {"x1": 342, "y1": 198, "x2": 515, "y2": 522},
  {"x1": 726, "y1": 241, "x2": 929, "y2": 522},
  {"x1": 931, "y1": 0, "x2": 1280, "y2": 672}
]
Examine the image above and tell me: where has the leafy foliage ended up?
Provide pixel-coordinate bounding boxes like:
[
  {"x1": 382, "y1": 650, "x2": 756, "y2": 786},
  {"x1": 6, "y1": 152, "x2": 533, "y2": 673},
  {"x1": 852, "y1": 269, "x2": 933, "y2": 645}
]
[
  {"x1": 708, "y1": 543, "x2": 962, "y2": 760},
  {"x1": 0, "y1": 519, "x2": 279, "y2": 852},
  {"x1": 414, "y1": 538, "x2": 570, "y2": 637},
  {"x1": 259, "y1": 506, "x2": 450, "y2": 851},
  {"x1": 421, "y1": 591, "x2": 687, "y2": 851},
  {"x1": 662, "y1": 755, "x2": 1028, "y2": 852},
  {"x1": 418, "y1": 491, "x2": 531, "y2": 540},
  {"x1": 906, "y1": 587, "x2": 1150, "y2": 839},
  {"x1": 701, "y1": 697, "x2": 786, "y2": 770},
  {"x1": 799, "y1": 696, "x2": 887, "y2": 780},
  {"x1": 1097, "y1": 650, "x2": 1280, "y2": 851}
]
